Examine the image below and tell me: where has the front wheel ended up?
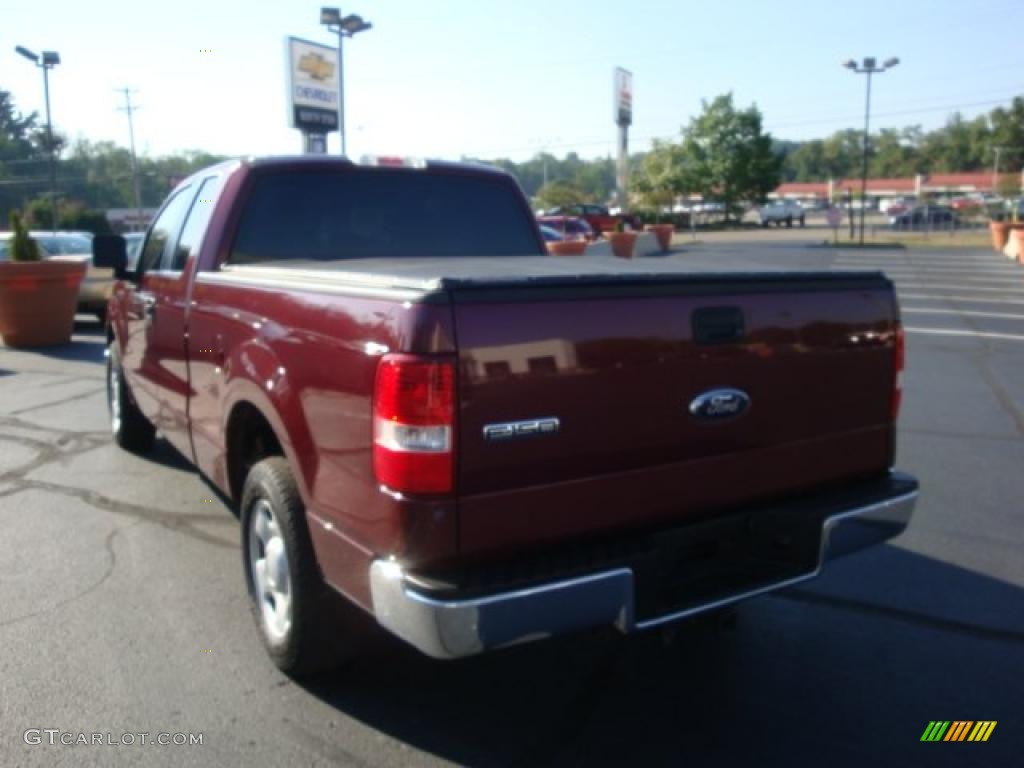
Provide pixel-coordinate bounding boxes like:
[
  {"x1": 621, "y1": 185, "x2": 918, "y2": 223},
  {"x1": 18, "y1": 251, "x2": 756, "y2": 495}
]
[
  {"x1": 107, "y1": 341, "x2": 155, "y2": 452},
  {"x1": 799, "y1": 215, "x2": 806, "y2": 228},
  {"x1": 241, "y1": 457, "x2": 365, "y2": 677}
]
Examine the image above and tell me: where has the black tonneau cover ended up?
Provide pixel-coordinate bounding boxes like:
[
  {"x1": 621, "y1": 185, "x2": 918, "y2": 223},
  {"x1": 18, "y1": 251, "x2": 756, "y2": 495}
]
[{"x1": 223, "y1": 257, "x2": 890, "y2": 300}]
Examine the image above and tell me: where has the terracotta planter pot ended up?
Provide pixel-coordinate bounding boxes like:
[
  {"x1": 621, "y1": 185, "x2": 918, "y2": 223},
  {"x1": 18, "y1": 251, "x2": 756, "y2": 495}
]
[
  {"x1": 0, "y1": 260, "x2": 87, "y2": 347},
  {"x1": 645, "y1": 223, "x2": 674, "y2": 252},
  {"x1": 1012, "y1": 229, "x2": 1024, "y2": 265},
  {"x1": 603, "y1": 231, "x2": 639, "y2": 259},
  {"x1": 990, "y1": 220, "x2": 1011, "y2": 253},
  {"x1": 547, "y1": 239, "x2": 588, "y2": 256}
]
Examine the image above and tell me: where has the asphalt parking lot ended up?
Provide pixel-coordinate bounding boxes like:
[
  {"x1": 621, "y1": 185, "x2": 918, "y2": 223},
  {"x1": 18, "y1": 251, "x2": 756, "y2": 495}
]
[{"x1": 1, "y1": 240, "x2": 1022, "y2": 767}]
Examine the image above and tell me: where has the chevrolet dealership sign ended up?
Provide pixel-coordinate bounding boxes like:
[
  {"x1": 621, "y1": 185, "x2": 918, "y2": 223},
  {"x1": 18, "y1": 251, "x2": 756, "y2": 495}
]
[{"x1": 286, "y1": 36, "x2": 339, "y2": 132}]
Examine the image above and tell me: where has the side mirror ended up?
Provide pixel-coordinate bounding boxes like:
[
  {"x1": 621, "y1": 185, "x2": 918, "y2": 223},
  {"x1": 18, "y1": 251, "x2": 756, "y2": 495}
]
[{"x1": 93, "y1": 235, "x2": 128, "y2": 279}]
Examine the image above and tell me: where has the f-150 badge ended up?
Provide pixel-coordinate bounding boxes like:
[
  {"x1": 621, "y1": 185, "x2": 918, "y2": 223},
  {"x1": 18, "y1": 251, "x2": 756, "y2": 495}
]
[
  {"x1": 298, "y1": 53, "x2": 335, "y2": 81},
  {"x1": 689, "y1": 389, "x2": 750, "y2": 421},
  {"x1": 483, "y1": 417, "x2": 560, "y2": 442}
]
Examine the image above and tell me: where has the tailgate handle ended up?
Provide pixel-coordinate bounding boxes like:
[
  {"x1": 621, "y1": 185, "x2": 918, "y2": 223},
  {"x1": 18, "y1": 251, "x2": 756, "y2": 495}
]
[{"x1": 692, "y1": 307, "x2": 745, "y2": 345}]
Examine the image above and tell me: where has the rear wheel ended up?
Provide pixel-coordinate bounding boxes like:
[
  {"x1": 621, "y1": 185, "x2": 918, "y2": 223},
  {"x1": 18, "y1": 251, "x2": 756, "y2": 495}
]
[
  {"x1": 107, "y1": 341, "x2": 155, "y2": 452},
  {"x1": 785, "y1": 216, "x2": 793, "y2": 228},
  {"x1": 241, "y1": 456, "x2": 366, "y2": 677},
  {"x1": 799, "y1": 215, "x2": 806, "y2": 227}
]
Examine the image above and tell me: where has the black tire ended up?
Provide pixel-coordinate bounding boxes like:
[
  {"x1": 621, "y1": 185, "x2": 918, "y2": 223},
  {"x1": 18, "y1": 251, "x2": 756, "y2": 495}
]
[
  {"x1": 241, "y1": 456, "x2": 365, "y2": 677},
  {"x1": 799, "y1": 215, "x2": 806, "y2": 228},
  {"x1": 106, "y1": 341, "x2": 155, "y2": 452},
  {"x1": 785, "y1": 216, "x2": 793, "y2": 228}
]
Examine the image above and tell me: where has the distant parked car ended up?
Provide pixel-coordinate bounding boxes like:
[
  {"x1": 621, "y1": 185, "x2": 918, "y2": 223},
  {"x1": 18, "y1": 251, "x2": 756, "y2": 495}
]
[
  {"x1": 759, "y1": 200, "x2": 805, "y2": 227},
  {"x1": 880, "y1": 196, "x2": 916, "y2": 216},
  {"x1": 536, "y1": 215, "x2": 595, "y2": 241},
  {"x1": 538, "y1": 224, "x2": 565, "y2": 243},
  {"x1": 890, "y1": 206, "x2": 959, "y2": 231},
  {"x1": 543, "y1": 204, "x2": 641, "y2": 233}
]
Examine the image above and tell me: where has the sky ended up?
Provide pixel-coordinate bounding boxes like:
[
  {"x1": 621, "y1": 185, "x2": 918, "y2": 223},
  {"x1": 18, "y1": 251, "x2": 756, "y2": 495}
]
[{"x1": 2, "y1": 0, "x2": 1023, "y2": 164}]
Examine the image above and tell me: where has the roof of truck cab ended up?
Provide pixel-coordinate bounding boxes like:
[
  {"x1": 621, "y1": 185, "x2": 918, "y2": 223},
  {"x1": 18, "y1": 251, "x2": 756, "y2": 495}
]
[{"x1": 240, "y1": 155, "x2": 510, "y2": 178}]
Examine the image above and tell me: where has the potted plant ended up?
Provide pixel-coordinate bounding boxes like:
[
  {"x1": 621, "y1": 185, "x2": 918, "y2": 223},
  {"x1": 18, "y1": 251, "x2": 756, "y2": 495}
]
[
  {"x1": 0, "y1": 211, "x2": 87, "y2": 347},
  {"x1": 990, "y1": 211, "x2": 1011, "y2": 253},
  {"x1": 603, "y1": 220, "x2": 639, "y2": 259},
  {"x1": 547, "y1": 238, "x2": 588, "y2": 256}
]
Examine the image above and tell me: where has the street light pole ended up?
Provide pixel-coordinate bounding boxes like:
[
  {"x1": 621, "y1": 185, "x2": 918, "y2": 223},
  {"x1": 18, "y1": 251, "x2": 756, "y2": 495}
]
[
  {"x1": 16, "y1": 45, "x2": 61, "y2": 233},
  {"x1": 320, "y1": 8, "x2": 372, "y2": 157},
  {"x1": 842, "y1": 56, "x2": 899, "y2": 246}
]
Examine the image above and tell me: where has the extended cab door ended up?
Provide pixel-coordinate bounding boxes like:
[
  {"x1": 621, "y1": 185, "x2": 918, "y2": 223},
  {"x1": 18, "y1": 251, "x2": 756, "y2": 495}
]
[
  {"x1": 148, "y1": 176, "x2": 224, "y2": 458},
  {"x1": 122, "y1": 185, "x2": 197, "y2": 432}
]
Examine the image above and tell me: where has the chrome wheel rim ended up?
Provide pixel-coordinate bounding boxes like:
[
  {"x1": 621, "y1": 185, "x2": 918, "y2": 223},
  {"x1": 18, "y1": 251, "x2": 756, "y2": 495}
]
[
  {"x1": 248, "y1": 499, "x2": 292, "y2": 642},
  {"x1": 108, "y1": 358, "x2": 122, "y2": 435}
]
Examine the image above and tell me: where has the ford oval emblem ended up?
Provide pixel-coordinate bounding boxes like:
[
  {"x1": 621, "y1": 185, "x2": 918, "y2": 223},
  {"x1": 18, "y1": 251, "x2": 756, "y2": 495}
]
[{"x1": 689, "y1": 388, "x2": 751, "y2": 422}]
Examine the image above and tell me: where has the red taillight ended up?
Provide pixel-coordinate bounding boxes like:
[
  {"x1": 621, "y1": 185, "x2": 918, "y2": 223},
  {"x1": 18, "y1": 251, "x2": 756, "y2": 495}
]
[
  {"x1": 891, "y1": 325, "x2": 905, "y2": 420},
  {"x1": 373, "y1": 355, "x2": 454, "y2": 494}
]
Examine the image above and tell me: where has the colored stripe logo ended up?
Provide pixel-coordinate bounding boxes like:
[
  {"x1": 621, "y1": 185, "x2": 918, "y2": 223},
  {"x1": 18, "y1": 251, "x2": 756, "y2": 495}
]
[{"x1": 921, "y1": 721, "x2": 996, "y2": 742}]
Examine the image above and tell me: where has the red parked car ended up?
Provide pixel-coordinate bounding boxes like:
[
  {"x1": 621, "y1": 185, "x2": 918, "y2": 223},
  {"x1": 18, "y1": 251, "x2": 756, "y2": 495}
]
[
  {"x1": 93, "y1": 155, "x2": 917, "y2": 674},
  {"x1": 544, "y1": 203, "x2": 641, "y2": 235}
]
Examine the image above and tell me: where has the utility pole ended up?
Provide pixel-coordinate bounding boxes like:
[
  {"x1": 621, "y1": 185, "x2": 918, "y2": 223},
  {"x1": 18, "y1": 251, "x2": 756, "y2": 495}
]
[
  {"x1": 117, "y1": 88, "x2": 143, "y2": 232},
  {"x1": 992, "y1": 145, "x2": 1008, "y2": 194}
]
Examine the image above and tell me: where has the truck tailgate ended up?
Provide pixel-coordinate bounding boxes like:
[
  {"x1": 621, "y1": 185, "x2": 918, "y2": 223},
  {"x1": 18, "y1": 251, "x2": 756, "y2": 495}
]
[{"x1": 451, "y1": 272, "x2": 899, "y2": 558}]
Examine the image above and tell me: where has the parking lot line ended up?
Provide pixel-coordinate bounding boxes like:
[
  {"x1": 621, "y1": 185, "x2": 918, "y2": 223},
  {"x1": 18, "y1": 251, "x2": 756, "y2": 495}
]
[
  {"x1": 904, "y1": 326, "x2": 1024, "y2": 342},
  {"x1": 894, "y1": 283, "x2": 1024, "y2": 294},
  {"x1": 905, "y1": 309, "x2": 1024, "y2": 319},
  {"x1": 899, "y1": 293, "x2": 1024, "y2": 306}
]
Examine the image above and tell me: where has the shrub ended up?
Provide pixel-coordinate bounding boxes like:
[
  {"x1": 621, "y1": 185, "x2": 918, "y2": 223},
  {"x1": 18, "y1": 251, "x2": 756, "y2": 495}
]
[{"x1": 8, "y1": 211, "x2": 41, "y2": 262}]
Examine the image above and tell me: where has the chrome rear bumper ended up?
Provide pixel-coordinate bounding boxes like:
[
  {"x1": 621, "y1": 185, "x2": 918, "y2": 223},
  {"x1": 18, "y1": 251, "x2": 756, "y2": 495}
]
[{"x1": 370, "y1": 483, "x2": 917, "y2": 659}]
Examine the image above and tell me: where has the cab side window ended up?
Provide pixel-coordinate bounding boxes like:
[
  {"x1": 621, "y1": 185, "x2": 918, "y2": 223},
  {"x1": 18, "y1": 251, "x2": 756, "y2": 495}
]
[
  {"x1": 164, "y1": 176, "x2": 222, "y2": 272},
  {"x1": 138, "y1": 186, "x2": 195, "y2": 276}
]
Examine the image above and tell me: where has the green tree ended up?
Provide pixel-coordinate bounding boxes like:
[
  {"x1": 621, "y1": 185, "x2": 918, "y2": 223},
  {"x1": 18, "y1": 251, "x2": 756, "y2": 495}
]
[
  {"x1": 633, "y1": 139, "x2": 677, "y2": 219},
  {"x1": 0, "y1": 90, "x2": 47, "y2": 222},
  {"x1": 533, "y1": 181, "x2": 586, "y2": 211},
  {"x1": 672, "y1": 94, "x2": 782, "y2": 219}
]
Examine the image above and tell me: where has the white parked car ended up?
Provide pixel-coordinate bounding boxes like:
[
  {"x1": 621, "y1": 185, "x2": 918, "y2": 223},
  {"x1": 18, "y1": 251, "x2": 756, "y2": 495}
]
[{"x1": 759, "y1": 200, "x2": 805, "y2": 227}]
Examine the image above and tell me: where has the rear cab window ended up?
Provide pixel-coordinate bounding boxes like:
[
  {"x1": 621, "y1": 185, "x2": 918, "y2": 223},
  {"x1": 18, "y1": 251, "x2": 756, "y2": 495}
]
[{"x1": 228, "y1": 167, "x2": 542, "y2": 264}]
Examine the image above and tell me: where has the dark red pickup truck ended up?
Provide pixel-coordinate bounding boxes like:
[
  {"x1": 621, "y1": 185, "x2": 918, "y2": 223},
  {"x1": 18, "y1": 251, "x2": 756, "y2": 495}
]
[{"x1": 94, "y1": 156, "x2": 917, "y2": 675}]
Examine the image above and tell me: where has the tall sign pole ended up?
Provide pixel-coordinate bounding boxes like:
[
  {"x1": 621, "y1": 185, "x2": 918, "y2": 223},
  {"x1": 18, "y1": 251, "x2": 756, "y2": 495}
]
[{"x1": 614, "y1": 67, "x2": 633, "y2": 211}]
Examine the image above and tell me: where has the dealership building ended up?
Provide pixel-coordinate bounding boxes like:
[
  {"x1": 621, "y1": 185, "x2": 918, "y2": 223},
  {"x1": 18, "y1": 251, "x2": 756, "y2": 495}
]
[{"x1": 771, "y1": 171, "x2": 1024, "y2": 203}]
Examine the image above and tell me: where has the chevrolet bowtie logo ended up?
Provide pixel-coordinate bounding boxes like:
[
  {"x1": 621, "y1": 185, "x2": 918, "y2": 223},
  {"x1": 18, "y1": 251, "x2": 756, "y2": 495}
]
[{"x1": 298, "y1": 53, "x2": 334, "y2": 81}]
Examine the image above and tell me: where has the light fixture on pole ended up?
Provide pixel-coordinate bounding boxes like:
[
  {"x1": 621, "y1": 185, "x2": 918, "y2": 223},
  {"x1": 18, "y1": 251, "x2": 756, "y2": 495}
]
[
  {"x1": 320, "y1": 7, "x2": 372, "y2": 157},
  {"x1": 15, "y1": 45, "x2": 61, "y2": 233},
  {"x1": 842, "y1": 56, "x2": 899, "y2": 246}
]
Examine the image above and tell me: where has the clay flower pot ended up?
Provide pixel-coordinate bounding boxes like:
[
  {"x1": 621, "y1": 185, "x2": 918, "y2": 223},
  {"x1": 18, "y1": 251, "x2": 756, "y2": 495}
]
[
  {"x1": 1011, "y1": 228, "x2": 1024, "y2": 265},
  {"x1": 603, "y1": 231, "x2": 639, "y2": 259},
  {"x1": 645, "y1": 223, "x2": 674, "y2": 252},
  {"x1": 547, "y1": 239, "x2": 588, "y2": 256},
  {"x1": 0, "y1": 260, "x2": 87, "y2": 347},
  {"x1": 990, "y1": 220, "x2": 1011, "y2": 253}
]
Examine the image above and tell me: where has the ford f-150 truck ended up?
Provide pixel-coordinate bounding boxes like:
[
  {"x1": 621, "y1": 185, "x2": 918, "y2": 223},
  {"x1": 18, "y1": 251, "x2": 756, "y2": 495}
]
[{"x1": 93, "y1": 155, "x2": 917, "y2": 676}]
